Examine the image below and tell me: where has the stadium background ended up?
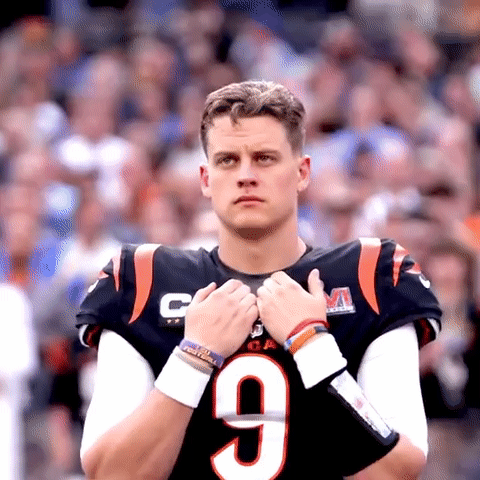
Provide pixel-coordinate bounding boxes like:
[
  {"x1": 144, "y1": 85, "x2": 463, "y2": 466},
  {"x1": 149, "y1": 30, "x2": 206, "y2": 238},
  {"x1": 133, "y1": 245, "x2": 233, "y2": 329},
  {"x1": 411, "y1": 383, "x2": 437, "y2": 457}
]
[{"x1": 1, "y1": 0, "x2": 480, "y2": 478}]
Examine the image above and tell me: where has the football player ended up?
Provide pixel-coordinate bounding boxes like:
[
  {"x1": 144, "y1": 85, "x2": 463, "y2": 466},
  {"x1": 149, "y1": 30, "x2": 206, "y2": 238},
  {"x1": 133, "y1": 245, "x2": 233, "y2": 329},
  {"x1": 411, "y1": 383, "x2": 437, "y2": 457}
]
[{"x1": 77, "y1": 81, "x2": 441, "y2": 480}]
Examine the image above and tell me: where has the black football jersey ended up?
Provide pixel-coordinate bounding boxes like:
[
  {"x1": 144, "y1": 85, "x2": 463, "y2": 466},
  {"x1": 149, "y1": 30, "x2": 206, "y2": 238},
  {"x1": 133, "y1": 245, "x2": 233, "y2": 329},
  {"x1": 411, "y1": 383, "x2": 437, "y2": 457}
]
[{"x1": 77, "y1": 238, "x2": 441, "y2": 479}]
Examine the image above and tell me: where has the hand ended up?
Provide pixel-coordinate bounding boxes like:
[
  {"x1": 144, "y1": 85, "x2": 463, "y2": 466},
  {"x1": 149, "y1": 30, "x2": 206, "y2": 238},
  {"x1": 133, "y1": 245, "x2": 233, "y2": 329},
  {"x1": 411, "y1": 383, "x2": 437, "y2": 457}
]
[
  {"x1": 184, "y1": 279, "x2": 258, "y2": 358},
  {"x1": 257, "y1": 269, "x2": 326, "y2": 345}
]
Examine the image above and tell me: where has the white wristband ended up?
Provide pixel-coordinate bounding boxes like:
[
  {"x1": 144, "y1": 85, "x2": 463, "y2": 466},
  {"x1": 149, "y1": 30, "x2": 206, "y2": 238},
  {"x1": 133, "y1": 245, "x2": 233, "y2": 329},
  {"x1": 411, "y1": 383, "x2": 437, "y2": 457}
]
[
  {"x1": 293, "y1": 333, "x2": 347, "y2": 389},
  {"x1": 154, "y1": 352, "x2": 212, "y2": 408}
]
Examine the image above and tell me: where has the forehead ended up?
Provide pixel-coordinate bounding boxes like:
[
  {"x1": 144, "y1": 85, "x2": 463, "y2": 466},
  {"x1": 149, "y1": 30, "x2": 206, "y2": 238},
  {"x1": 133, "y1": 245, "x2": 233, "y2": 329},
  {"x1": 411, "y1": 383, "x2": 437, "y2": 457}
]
[{"x1": 206, "y1": 115, "x2": 291, "y2": 156}]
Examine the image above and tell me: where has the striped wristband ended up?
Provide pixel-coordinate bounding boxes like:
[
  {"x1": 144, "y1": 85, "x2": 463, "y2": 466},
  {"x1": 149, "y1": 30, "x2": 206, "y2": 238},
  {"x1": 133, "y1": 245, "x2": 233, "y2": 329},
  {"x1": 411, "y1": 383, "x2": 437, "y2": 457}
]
[
  {"x1": 286, "y1": 319, "x2": 329, "y2": 340},
  {"x1": 284, "y1": 324, "x2": 328, "y2": 354}
]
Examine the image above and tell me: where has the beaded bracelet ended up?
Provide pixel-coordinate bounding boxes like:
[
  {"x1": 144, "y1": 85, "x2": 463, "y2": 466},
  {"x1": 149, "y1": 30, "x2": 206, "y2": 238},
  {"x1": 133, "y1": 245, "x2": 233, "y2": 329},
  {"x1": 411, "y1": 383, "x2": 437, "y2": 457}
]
[{"x1": 179, "y1": 339, "x2": 225, "y2": 369}]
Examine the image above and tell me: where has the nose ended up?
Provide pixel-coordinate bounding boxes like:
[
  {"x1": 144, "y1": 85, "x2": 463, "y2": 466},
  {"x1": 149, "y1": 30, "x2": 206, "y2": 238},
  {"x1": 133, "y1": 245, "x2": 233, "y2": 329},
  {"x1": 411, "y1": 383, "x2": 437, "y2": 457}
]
[{"x1": 237, "y1": 160, "x2": 258, "y2": 188}]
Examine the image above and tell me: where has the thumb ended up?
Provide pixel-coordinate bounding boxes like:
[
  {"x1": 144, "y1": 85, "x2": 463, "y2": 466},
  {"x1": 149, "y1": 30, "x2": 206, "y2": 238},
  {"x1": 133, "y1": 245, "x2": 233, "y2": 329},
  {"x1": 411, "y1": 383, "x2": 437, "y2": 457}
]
[
  {"x1": 191, "y1": 282, "x2": 216, "y2": 305},
  {"x1": 308, "y1": 269, "x2": 324, "y2": 298}
]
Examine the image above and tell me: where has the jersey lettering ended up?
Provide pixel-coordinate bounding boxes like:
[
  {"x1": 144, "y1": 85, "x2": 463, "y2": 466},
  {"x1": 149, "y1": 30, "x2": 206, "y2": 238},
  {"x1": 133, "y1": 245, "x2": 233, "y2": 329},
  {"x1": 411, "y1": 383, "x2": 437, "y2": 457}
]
[
  {"x1": 212, "y1": 355, "x2": 289, "y2": 479},
  {"x1": 159, "y1": 293, "x2": 193, "y2": 318}
]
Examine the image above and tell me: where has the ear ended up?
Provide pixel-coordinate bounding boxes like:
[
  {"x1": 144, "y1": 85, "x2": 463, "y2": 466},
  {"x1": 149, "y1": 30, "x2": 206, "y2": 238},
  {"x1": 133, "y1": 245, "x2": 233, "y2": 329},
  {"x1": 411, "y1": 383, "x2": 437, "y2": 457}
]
[
  {"x1": 297, "y1": 155, "x2": 311, "y2": 193},
  {"x1": 200, "y1": 164, "x2": 211, "y2": 198}
]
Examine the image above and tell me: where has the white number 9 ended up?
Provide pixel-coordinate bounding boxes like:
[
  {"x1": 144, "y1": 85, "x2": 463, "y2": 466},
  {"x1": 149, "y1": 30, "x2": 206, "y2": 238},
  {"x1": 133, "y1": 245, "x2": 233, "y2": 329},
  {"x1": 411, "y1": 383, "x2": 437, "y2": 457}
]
[{"x1": 211, "y1": 354, "x2": 289, "y2": 480}]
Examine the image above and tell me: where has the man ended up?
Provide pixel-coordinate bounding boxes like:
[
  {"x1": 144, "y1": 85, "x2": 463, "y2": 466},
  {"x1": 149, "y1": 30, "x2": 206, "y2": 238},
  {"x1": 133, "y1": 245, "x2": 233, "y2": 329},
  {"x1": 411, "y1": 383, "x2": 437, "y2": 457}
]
[
  {"x1": 77, "y1": 81, "x2": 441, "y2": 479},
  {"x1": 0, "y1": 283, "x2": 37, "y2": 480}
]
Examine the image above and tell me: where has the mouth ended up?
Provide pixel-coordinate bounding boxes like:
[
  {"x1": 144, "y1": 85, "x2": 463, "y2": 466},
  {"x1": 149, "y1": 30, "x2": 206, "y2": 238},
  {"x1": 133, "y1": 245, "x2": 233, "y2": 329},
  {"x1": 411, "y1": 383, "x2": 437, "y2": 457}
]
[{"x1": 234, "y1": 195, "x2": 264, "y2": 204}]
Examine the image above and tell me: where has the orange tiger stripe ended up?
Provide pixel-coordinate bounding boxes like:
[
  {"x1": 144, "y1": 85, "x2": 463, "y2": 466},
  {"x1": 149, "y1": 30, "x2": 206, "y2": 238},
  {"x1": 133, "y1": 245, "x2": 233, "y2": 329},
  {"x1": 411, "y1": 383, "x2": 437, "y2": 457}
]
[
  {"x1": 112, "y1": 252, "x2": 121, "y2": 291},
  {"x1": 128, "y1": 244, "x2": 161, "y2": 324},
  {"x1": 98, "y1": 271, "x2": 109, "y2": 280},
  {"x1": 392, "y1": 244, "x2": 408, "y2": 287},
  {"x1": 358, "y1": 237, "x2": 381, "y2": 315},
  {"x1": 406, "y1": 263, "x2": 422, "y2": 275}
]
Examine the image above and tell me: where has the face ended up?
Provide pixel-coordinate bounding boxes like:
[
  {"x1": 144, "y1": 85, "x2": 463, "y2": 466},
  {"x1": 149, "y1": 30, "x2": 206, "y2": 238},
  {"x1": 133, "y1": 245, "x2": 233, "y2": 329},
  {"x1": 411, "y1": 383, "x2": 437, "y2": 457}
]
[
  {"x1": 200, "y1": 115, "x2": 310, "y2": 236},
  {"x1": 427, "y1": 253, "x2": 468, "y2": 291}
]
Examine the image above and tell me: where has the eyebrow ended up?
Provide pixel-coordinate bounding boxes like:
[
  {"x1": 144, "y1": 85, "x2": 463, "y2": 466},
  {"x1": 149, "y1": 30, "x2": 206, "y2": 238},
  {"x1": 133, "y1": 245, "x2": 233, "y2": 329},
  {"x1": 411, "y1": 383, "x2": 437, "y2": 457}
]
[
  {"x1": 212, "y1": 149, "x2": 282, "y2": 159},
  {"x1": 212, "y1": 151, "x2": 238, "y2": 160},
  {"x1": 253, "y1": 149, "x2": 282, "y2": 156}
]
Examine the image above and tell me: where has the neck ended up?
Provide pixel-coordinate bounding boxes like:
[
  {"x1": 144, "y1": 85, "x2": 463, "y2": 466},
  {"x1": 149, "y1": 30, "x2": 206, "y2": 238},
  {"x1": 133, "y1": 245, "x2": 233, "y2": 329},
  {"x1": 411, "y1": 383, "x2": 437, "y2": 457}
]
[{"x1": 217, "y1": 220, "x2": 307, "y2": 274}]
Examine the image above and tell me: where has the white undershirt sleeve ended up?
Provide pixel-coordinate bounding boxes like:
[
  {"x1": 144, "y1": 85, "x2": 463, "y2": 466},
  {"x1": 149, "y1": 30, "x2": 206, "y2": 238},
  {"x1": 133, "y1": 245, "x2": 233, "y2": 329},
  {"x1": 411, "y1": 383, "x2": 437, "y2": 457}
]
[
  {"x1": 357, "y1": 323, "x2": 428, "y2": 456},
  {"x1": 80, "y1": 329, "x2": 155, "y2": 460},
  {"x1": 80, "y1": 324, "x2": 428, "y2": 462}
]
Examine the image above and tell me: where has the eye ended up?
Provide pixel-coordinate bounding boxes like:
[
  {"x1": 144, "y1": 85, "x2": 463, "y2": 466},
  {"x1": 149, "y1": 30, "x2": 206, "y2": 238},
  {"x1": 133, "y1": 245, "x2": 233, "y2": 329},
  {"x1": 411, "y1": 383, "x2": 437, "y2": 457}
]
[
  {"x1": 216, "y1": 155, "x2": 237, "y2": 167},
  {"x1": 256, "y1": 154, "x2": 276, "y2": 165}
]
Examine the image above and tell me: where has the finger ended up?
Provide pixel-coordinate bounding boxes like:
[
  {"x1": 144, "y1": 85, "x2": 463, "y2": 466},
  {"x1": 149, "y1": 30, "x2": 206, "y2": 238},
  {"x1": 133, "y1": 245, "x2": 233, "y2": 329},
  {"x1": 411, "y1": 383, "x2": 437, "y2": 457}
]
[
  {"x1": 217, "y1": 279, "x2": 244, "y2": 294},
  {"x1": 244, "y1": 303, "x2": 259, "y2": 324},
  {"x1": 238, "y1": 292, "x2": 256, "y2": 310},
  {"x1": 271, "y1": 271, "x2": 302, "y2": 290},
  {"x1": 270, "y1": 271, "x2": 292, "y2": 285},
  {"x1": 191, "y1": 282, "x2": 216, "y2": 305},
  {"x1": 261, "y1": 277, "x2": 278, "y2": 294},
  {"x1": 307, "y1": 269, "x2": 324, "y2": 298},
  {"x1": 230, "y1": 283, "x2": 251, "y2": 301},
  {"x1": 238, "y1": 292, "x2": 257, "y2": 311},
  {"x1": 256, "y1": 285, "x2": 268, "y2": 299},
  {"x1": 255, "y1": 292, "x2": 265, "y2": 312}
]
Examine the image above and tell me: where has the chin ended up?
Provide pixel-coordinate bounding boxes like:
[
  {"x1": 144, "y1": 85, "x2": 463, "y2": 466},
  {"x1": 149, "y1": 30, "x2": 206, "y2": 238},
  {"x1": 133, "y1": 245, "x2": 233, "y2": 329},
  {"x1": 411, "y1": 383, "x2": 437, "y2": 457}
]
[
  {"x1": 234, "y1": 226, "x2": 274, "y2": 240},
  {"x1": 231, "y1": 213, "x2": 268, "y2": 228},
  {"x1": 226, "y1": 218, "x2": 280, "y2": 240}
]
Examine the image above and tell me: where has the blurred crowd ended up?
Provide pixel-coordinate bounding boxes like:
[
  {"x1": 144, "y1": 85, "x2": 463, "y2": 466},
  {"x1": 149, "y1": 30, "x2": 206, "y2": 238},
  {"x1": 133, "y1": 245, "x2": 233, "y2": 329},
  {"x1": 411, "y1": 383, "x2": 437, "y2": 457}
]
[{"x1": 1, "y1": 1, "x2": 480, "y2": 479}]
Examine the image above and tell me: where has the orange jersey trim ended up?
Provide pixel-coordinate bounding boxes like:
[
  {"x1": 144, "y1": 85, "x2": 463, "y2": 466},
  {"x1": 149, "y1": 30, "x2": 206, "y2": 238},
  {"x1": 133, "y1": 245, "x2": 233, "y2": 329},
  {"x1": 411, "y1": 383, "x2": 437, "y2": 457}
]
[
  {"x1": 392, "y1": 244, "x2": 408, "y2": 287},
  {"x1": 112, "y1": 252, "x2": 121, "y2": 291},
  {"x1": 406, "y1": 263, "x2": 422, "y2": 275},
  {"x1": 358, "y1": 238, "x2": 381, "y2": 315},
  {"x1": 128, "y1": 244, "x2": 161, "y2": 324},
  {"x1": 98, "y1": 271, "x2": 109, "y2": 280}
]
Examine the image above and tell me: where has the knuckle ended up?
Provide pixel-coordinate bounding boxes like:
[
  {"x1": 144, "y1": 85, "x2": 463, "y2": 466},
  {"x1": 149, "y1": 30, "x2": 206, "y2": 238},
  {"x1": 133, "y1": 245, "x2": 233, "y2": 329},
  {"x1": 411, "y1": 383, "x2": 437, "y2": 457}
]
[
  {"x1": 259, "y1": 297, "x2": 271, "y2": 310},
  {"x1": 287, "y1": 282, "x2": 299, "y2": 292},
  {"x1": 222, "y1": 279, "x2": 238, "y2": 290},
  {"x1": 226, "y1": 296, "x2": 238, "y2": 308},
  {"x1": 209, "y1": 289, "x2": 220, "y2": 299},
  {"x1": 240, "y1": 284, "x2": 251, "y2": 295},
  {"x1": 277, "y1": 286, "x2": 287, "y2": 296},
  {"x1": 247, "y1": 292, "x2": 256, "y2": 302}
]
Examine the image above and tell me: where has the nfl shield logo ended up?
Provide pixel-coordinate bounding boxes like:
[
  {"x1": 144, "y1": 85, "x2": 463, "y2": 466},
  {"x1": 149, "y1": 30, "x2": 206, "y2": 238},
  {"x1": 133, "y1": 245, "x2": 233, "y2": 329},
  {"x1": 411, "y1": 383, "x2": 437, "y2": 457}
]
[{"x1": 250, "y1": 320, "x2": 264, "y2": 338}]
